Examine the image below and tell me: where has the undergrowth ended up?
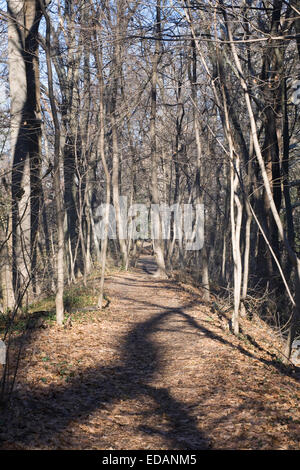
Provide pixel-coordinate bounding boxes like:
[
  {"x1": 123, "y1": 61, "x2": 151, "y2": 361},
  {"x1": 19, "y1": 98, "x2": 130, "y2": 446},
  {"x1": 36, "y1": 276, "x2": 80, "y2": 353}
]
[{"x1": 0, "y1": 272, "x2": 109, "y2": 336}]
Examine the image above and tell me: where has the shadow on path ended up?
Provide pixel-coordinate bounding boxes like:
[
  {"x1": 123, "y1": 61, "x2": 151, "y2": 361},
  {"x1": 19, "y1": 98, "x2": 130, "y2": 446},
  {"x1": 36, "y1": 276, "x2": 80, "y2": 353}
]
[
  {"x1": 2, "y1": 256, "x2": 298, "y2": 450},
  {"x1": 1, "y1": 258, "x2": 210, "y2": 449}
]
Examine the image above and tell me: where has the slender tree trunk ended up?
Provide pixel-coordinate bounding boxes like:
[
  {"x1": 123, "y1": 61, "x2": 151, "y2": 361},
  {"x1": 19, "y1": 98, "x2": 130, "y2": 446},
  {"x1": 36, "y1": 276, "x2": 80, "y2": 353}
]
[
  {"x1": 92, "y1": 20, "x2": 111, "y2": 310},
  {"x1": 40, "y1": 0, "x2": 64, "y2": 325},
  {"x1": 241, "y1": 205, "x2": 252, "y2": 317},
  {"x1": 150, "y1": 0, "x2": 166, "y2": 278},
  {"x1": 189, "y1": 35, "x2": 210, "y2": 300},
  {"x1": 0, "y1": 214, "x2": 15, "y2": 311}
]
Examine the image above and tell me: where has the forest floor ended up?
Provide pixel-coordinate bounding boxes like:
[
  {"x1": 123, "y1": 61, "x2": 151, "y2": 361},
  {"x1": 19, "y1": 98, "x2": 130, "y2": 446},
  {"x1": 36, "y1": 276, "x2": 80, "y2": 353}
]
[{"x1": 0, "y1": 255, "x2": 299, "y2": 450}]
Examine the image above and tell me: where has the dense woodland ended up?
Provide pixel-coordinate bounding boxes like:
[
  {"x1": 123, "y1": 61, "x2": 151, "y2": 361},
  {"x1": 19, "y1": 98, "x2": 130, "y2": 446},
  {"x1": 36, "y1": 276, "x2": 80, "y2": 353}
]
[{"x1": 0, "y1": 0, "x2": 300, "y2": 434}]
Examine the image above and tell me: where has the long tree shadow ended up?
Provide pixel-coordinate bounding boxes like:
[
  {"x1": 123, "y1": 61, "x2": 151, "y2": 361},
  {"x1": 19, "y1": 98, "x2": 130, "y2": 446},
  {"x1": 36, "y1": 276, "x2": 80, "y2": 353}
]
[
  {"x1": 116, "y1": 290, "x2": 298, "y2": 378},
  {"x1": 0, "y1": 299, "x2": 211, "y2": 449},
  {"x1": 2, "y1": 256, "x2": 297, "y2": 449}
]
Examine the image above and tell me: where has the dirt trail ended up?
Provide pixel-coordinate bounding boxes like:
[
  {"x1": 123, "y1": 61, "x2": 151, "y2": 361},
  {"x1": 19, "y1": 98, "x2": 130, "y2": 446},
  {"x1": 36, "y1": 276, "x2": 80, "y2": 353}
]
[{"x1": 0, "y1": 256, "x2": 299, "y2": 449}]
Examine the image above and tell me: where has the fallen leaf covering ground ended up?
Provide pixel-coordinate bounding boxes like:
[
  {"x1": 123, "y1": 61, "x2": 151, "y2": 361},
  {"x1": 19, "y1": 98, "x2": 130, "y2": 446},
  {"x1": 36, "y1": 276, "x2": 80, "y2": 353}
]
[{"x1": 0, "y1": 256, "x2": 299, "y2": 450}]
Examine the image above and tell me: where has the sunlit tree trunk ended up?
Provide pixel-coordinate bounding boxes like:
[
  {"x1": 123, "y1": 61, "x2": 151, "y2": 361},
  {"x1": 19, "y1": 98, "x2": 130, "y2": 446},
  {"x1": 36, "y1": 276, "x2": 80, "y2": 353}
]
[
  {"x1": 150, "y1": 0, "x2": 166, "y2": 278},
  {"x1": 40, "y1": 0, "x2": 64, "y2": 325},
  {"x1": 8, "y1": 0, "x2": 43, "y2": 301},
  {"x1": 0, "y1": 203, "x2": 15, "y2": 311}
]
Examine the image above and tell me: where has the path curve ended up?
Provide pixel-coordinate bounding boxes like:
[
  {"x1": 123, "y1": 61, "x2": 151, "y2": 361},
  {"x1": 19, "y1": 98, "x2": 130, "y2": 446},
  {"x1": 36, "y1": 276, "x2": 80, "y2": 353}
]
[{"x1": 1, "y1": 255, "x2": 299, "y2": 449}]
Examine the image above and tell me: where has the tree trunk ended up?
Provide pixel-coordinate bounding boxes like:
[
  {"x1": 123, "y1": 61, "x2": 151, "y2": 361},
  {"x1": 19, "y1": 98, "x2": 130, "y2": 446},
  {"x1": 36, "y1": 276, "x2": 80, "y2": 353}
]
[
  {"x1": 150, "y1": 0, "x2": 166, "y2": 278},
  {"x1": 40, "y1": 0, "x2": 64, "y2": 325},
  {"x1": 8, "y1": 0, "x2": 43, "y2": 301}
]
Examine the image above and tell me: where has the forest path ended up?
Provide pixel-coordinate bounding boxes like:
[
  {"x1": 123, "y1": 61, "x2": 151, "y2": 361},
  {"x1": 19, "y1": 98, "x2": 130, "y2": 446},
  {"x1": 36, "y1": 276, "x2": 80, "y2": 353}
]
[{"x1": 1, "y1": 255, "x2": 299, "y2": 449}]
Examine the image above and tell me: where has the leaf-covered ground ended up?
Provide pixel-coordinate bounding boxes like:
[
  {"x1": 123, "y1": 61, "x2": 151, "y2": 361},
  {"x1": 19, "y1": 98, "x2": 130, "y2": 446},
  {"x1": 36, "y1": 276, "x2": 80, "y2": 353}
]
[{"x1": 0, "y1": 256, "x2": 299, "y2": 450}]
